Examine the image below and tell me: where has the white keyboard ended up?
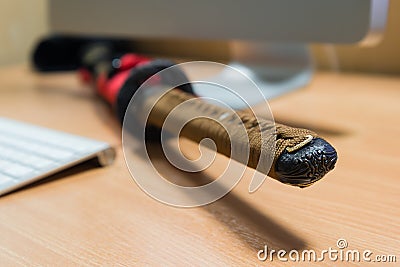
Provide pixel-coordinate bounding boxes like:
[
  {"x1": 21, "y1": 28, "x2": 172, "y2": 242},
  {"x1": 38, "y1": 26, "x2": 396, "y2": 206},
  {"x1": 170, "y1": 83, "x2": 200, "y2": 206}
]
[{"x1": 0, "y1": 117, "x2": 115, "y2": 196}]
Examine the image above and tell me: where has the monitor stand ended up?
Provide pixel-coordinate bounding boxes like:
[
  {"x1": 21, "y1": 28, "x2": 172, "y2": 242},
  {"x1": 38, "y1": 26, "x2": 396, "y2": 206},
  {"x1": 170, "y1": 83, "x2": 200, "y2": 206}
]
[{"x1": 192, "y1": 42, "x2": 313, "y2": 109}]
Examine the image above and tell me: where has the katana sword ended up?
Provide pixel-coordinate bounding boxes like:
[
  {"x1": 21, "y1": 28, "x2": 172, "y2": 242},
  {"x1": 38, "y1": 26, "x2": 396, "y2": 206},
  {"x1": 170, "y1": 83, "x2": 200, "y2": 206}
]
[{"x1": 79, "y1": 44, "x2": 337, "y2": 188}]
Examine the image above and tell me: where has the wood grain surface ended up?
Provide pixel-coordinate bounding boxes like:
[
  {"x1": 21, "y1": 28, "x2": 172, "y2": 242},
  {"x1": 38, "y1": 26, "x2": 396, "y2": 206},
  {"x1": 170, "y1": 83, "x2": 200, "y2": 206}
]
[{"x1": 0, "y1": 65, "x2": 399, "y2": 266}]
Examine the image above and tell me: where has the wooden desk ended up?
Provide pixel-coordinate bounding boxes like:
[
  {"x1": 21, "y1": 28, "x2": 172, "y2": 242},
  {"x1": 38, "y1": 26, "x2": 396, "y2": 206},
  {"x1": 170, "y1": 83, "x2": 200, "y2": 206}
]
[{"x1": 0, "y1": 65, "x2": 399, "y2": 266}]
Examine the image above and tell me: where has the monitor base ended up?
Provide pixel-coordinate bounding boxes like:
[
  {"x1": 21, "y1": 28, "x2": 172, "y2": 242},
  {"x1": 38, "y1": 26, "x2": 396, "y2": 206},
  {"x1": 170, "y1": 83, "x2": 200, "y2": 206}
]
[{"x1": 193, "y1": 42, "x2": 314, "y2": 109}]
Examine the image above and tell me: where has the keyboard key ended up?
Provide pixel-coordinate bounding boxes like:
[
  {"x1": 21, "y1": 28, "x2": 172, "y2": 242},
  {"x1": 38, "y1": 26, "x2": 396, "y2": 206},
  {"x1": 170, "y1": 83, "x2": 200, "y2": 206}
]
[
  {"x1": 24, "y1": 155, "x2": 56, "y2": 169},
  {"x1": 2, "y1": 163, "x2": 35, "y2": 178},
  {"x1": 0, "y1": 159, "x2": 13, "y2": 169},
  {"x1": 0, "y1": 175, "x2": 17, "y2": 188}
]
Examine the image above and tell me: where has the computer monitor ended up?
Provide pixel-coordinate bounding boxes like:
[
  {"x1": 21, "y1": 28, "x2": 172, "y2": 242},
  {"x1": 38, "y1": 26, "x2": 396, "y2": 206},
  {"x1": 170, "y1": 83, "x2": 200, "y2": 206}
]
[{"x1": 49, "y1": 0, "x2": 389, "y2": 107}]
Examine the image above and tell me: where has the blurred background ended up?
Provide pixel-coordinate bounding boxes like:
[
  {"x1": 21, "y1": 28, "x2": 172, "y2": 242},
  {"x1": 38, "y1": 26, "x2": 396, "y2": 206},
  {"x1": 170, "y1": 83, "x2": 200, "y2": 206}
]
[{"x1": 0, "y1": 0, "x2": 399, "y2": 75}]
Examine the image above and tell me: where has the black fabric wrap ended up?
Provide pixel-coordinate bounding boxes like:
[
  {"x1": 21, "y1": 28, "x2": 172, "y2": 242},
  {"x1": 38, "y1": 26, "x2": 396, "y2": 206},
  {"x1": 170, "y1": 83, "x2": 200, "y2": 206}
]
[{"x1": 116, "y1": 59, "x2": 193, "y2": 123}]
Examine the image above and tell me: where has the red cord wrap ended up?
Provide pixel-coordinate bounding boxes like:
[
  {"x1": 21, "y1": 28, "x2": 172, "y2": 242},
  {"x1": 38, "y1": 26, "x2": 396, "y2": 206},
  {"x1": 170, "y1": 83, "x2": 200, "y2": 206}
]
[{"x1": 80, "y1": 53, "x2": 150, "y2": 106}]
